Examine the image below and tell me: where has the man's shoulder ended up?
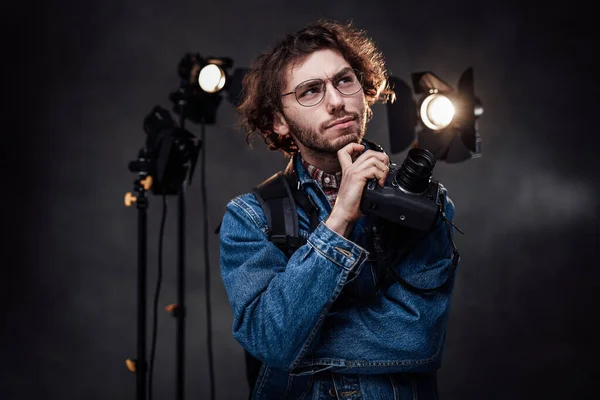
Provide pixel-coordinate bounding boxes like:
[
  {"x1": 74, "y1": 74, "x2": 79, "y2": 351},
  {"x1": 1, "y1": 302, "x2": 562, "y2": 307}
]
[
  {"x1": 223, "y1": 170, "x2": 283, "y2": 221},
  {"x1": 222, "y1": 163, "x2": 298, "y2": 226},
  {"x1": 226, "y1": 191, "x2": 262, "y2": 214},
  {"x1": 220, "y1": 190, "x2": 268, "y2": 235},
  {"x1": 230, "y1": 169, "x2": 287, "y2": 201}
]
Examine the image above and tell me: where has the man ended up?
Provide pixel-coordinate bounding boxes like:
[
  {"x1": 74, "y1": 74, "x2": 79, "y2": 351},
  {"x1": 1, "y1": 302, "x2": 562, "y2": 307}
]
[{"x1": 220, "y1": 19, "x2": 458, "y2": 399}]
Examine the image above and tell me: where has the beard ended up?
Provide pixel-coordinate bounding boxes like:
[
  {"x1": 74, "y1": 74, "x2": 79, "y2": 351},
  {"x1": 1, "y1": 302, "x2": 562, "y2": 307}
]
[{"x1": 285, "y1": 109, "x2": 368, "y2": 156}]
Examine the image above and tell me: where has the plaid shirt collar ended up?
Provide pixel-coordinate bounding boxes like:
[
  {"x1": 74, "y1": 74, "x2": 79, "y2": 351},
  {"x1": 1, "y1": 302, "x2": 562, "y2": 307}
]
[{"x1": 300, "y1": 157, "x2": 342, "y2": 208}]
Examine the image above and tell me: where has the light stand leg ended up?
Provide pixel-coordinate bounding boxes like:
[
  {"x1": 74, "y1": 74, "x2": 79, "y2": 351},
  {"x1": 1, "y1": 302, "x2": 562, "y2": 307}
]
[
  {"x1": 137, "y1": 203, "x2": 148, "y2": 400},
  {"x1": 176, "y1": 183, "x2": 186, "y2": 400}
]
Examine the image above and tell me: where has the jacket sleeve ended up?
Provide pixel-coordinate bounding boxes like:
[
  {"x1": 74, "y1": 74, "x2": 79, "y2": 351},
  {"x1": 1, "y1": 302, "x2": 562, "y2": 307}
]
[{"x1": 219, "y1": 194, "x2": 370, "y2": 370}]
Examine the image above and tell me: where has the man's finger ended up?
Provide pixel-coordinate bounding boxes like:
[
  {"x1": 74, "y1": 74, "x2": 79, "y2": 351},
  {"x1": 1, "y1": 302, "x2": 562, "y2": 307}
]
[
  {"x1": 338, "y1": 143, "x2": 364, "y2": 170},
  {"x1": 379, "y1": 171, "x2": 387, "y2": 187},
  {"x1": 352, "y1": 149, "x2": 389, "y2": 168}
]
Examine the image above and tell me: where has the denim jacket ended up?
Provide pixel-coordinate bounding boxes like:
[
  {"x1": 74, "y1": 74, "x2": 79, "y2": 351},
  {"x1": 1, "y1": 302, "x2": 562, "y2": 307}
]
[{"x1": 220, "y1": 143, "x2": 458, "y2": 399}]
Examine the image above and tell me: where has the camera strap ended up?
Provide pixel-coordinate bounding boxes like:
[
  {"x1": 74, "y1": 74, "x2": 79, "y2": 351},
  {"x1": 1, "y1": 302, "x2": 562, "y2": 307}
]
[{"x1": 371, "y1": 192, "x2": 461, "y2": 293}]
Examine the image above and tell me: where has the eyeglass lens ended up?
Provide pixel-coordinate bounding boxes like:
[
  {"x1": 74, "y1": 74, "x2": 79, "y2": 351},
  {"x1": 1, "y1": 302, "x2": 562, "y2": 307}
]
[{"x1": 294, "y1": 69, "x2": 362, "y2": 106}]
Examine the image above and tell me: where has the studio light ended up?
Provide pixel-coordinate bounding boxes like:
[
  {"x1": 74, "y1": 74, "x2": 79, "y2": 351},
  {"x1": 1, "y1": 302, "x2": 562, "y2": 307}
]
[
  {"x1": 198, "y1": 63, "x2": 227, "y2": 93},
  {"x1": 386, "y1": 67, "x2": 483, "y2": 163},
  {"x1": 169, "y1": 53, "x2": 244, "y2": 125},
  {"x1": 412, "y1": 68, "x2": 483, "y2": 163},
  {"x1": 419, "y1": 92, "x2": 455, "y2": 131}
]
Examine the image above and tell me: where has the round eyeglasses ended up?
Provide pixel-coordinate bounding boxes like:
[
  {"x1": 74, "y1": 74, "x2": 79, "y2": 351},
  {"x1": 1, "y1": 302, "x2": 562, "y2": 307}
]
[{"x1": 281, "y1": 69, "x2": 364, "y2": 107}]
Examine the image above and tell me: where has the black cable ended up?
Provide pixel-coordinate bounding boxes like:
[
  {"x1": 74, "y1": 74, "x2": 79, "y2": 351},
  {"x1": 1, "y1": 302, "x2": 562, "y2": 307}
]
[
  {"x1": 371, "y1": 192, "x2": 463, "y2": 294},
  {"x1": 200, "y1": 120, "x2": 216, "y2": 400},
  {"x1": 148, "y1": 194, "x2": 168, "y2": 400}
]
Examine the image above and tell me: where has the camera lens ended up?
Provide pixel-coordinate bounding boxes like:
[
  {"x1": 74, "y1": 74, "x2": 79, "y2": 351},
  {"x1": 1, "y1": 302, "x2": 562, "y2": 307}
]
[{"x1": 395, "y1": 148, "x2": 436, "y2": 194}]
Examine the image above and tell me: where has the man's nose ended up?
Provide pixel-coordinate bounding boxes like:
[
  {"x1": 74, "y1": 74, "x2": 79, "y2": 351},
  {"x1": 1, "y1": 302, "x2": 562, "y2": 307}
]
[{"x1": 324, "y1": 82, "x2": 344, "y2": 113}]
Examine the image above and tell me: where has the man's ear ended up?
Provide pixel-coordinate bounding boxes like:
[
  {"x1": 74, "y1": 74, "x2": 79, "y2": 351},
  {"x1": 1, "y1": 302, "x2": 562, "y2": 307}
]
[{"x1": 272, "y1": 112, "x2": 289, "y2": 136}]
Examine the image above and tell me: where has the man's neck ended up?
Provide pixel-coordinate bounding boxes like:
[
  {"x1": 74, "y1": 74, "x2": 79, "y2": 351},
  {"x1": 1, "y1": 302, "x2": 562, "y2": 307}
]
[{"x1": 299, "y1": 150, "x2": 341, "y2": 174}]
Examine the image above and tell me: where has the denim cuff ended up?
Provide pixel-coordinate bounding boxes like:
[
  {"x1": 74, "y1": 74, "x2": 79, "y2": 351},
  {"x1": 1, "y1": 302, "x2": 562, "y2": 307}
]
[{"x1": 307, "y1": 222, "x2": 369, "y2": 273}]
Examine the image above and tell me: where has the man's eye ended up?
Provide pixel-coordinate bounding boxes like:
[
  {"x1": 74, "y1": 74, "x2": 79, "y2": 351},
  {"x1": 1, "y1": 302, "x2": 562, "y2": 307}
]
[
  {"x1": 336, "y1": 75, "x2": 355, "y2": 86},
  {"x1": 298, "y1": 85, "x2": 322, "y2": 97}
]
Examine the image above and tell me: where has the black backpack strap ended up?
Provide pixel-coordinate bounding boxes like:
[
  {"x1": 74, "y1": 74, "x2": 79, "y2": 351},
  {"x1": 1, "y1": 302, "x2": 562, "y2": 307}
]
[
  {"x1": 252, "y1": 171, "x2": 306, "y2": 256},
  {"x1": 244, "y1": 170, "x2": 322, "y2": 394}
]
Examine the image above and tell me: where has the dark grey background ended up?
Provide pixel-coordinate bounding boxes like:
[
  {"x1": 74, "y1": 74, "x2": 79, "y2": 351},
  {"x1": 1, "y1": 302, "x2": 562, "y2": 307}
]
[{"x1": 2, "y1": 0, "x2": 598, "y2": 399}]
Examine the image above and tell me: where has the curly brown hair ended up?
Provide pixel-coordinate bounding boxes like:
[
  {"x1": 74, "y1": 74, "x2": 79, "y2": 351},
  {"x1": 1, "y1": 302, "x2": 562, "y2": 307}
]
[{"x1": 237, "y1": 19, "x2": 395, "y2": 156}]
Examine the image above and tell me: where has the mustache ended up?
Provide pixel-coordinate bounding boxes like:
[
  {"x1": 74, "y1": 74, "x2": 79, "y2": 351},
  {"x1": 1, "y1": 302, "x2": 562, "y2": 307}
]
[{"x1": 321, "y1": 111, "x2": 360, "y2": 130}]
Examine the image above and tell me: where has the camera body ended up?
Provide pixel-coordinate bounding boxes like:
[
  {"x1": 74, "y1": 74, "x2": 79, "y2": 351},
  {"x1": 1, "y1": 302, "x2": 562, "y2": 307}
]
[{"x1": 360, "y1": 148, "x2": 442, "y2": 232}]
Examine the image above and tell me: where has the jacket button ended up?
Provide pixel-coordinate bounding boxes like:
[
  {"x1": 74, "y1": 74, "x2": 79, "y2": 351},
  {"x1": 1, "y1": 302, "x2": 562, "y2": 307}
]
[{"x1": 328, "y1": 387, "x2": 337, "y2": 398}]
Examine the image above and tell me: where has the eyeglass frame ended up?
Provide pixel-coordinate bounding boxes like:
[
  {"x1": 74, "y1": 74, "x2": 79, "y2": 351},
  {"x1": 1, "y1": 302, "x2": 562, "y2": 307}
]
[{"x1": 280, "y1": 68, "x2": 364, "y2": 107}]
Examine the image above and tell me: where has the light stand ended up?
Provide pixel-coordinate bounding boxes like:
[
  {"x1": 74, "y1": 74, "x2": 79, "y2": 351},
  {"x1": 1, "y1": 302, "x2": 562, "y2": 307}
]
[
  {"x1": 167, "y1": 72, "x2": 209, "y2": 400},
  {"x1": 173, "y1": 92, "x2": 191, "y2": 400},
  {"x1": 125, "y1": 101, "x2": 200, "y2": 400},
  {"x1": 175, "y1": 179, "x2": 186, "y2": 400},
  {"x1": 125, "y1": 51, "x2": 245, "y2": 400},
  {"x1": 165, "y1": 53, "x2": 244, "y2": 400},
  {"x1": 125, "y1": 150, "x2": 153, "y2": 400}
]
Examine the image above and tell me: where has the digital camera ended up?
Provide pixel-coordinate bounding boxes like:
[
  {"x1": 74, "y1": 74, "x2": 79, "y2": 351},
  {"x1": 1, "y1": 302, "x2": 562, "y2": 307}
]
[{"x1": 360, "y1": 148, "x2": 442, "y2": 231}]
